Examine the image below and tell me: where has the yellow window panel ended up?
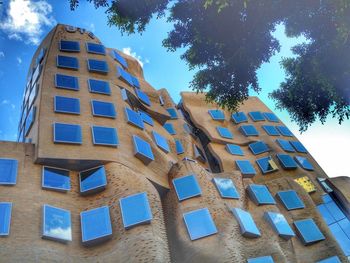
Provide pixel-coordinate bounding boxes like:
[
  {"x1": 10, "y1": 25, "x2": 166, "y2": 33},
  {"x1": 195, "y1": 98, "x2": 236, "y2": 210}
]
[{"x1": 294, "y1": 176, "x2": 316, "y2": 193}]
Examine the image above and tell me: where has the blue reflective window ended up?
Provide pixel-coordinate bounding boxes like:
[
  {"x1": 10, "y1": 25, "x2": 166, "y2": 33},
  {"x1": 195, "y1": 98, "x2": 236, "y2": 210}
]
[
  {"x1": 263, "y1": 112, "x2": 279, "y2": 122},
  {"x1": 249, "y1": 111, "x2": 265, "y2": 121},
  {"x1": 262, "y1": 125, "x2": 280, "y2": 136},
  {"x1": 79, "y1": 166, "x2": 107, "y2": 195},
  {"x1": 317, "y1": 256, "x2": 342, "y2": 263},
  {"x1": 231, "y1": 208, "x2": 261, "y2": 238},
  {"x1": 277, "y1": 190, "x2": 305, "y2": 210},
  {"x1": 175, "y1": 139, "x2": 184, "y2": 154},
  {"x1": 256, "y1": 156, "x2": 278, "y2": 174},
  {"x1": 55, "y1": 74, "x2": 79, "y2": 91},
  {"x1": 91, "y1": 100, "x2": 116, "y2": 118},
  {"x1": 54, "y1": 96, "x2": 80, "y2": 115},
  {"x1": 139, "y1": 111, "x2": 154, "y2": 126},
  {"x1": 290, "y1": 141, "x2": 307, "y2": 153},
  {"x1": 294, "y1": 218, "x2": 325, "y2": 245},
  {"x1": 166, "y1": 108, "x2": 178, "y2": 119},
  {"x1": 276, "y1": 154, "x2": 298, "y2": 169},
  {"x1": 88, "y1": 59, "x2": 108, "y2": 74},
  {"x1": 42, "y1": 205, "x2": 72, "y2": 242},
  {"x1": 36, "y1": 48, "x2": 46, "y2": 65},
  {"x1": 117, "y1": 66, "x2": 133, "y2": 86},
  {"x1": 213, "y1": 178, "x2": 239, "y2": 199},
  {"x1": 42, "y1": 166, "x2": 70, "y2": 192},
  {"x1": 120, "y1": 88, "x2": 129, "y2": 101},
  {"x1": 86, "y1": 42, "x2": 106, "y2": 55},
  {"x1": 152, "y1": 131, "x2": 170, "y2": 153},
  {"x1": 80, "y1": 206, "x2": 112, "y2": 246},
  {"x1": 59, "y1": 40, "x2": 80, "y2": 52},
  {"x1": 0, "y1": 159, "x2": 18, "y2": 185},
  {"x1": 216, "y1": 126, "x2": 233, "y2": 139},
  {"x1": 194, "y1": 144, "x2": 206, "y2": 163},
  {"x1": 294, "y1": 156, "x2": 314, "y2": 171},
  {"x1": 248, "y1": 256, "x2": 275, "y2": 263},
  {"x1": 231, "y1": 112, "x2": 248, "y2": 123},
  {"x1": 111, "y1": 50, "x2": 128, "y2": 68},
  {"x1": 317, "y1": 204, "x2": 336, "y2": 225},
  {"x1": 172, "y1": 174, "x2": 201, "y2": 201},
  {"x1": 236, "y1": 160, "x2": 256, "y2": 176},
  {"x1": 133, "y1": 135, "x2": 154, "y2": 164},
  {"x1": 183, "y1": 208, "x2": 217, "y2": 241},
  {"x1": 277, "y1": 126, "x2": 293, "y2": 137},
  {"x1": 57, "y1": 55, "x2": 79, "y2": 70},
  {"x1": 130, "y1": 75, "x2": 140, "y2": 89},
  {"x1": 226, "y1": 144, "x2": 244, "y2": 156},
  {"x1": 119, "y1": 192, "x2": 152, "y2": 229},
  {"x1": 322, "y1": 194, "x2": 333, "y2": 204},
  {"x1": 247, "y1": 184, "x2": 276, "y2": 205},
  {"x1": 125, "y1": 108, "x2": 144, "y2": 129},
  {"x1": 208, "y1": 109, "x2": 225, "y2": 121},
  {"x1": 164, "y1": 123, "x2": 176, "y2": 135},
  {"x1": 339, "y1": 218, "x2": 350, "y2": 240},
  {"x1": 276, "y1": 139, "x2": 295, "y2": 152},
  {"x1": 264, "y1": 211, "x2": 294, "y2": 240},
  {"x1": 25, "y1": 106, "x2": 36, "y2": 136},
  {"x1": 53, "y1": 123, "x2": 82, "y2": 144},
  {"x1": 249, "y1": 141, "x2": 269, "y2": 155},
  {"x1": 88, "y1": 79, "x2": 110, "y2": 95},
  {"x1": 240, "y1": 125, "x2": 259, "y2": 136},
  {"x1": 92, "y1": 126, "x2": 118, "y2": 147},
  {"x1": 0, "y1": 202, "x2": 12, "y2": 236},
  {"x1": 135, "y1": 89, "x2": 151, "y2": 106},
  {"x1": 329, "y1": 223, "x2": 350, "y2": 256},
  {"x1": 324, "y1": 201, "x2": 346, "y2": 221}
]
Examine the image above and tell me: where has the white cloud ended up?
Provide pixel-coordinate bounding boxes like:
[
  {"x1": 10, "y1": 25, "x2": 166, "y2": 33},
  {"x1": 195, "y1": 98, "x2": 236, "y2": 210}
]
[
  {"x1": 122, "y1": 47, "x2": 149, "y2": 68},
  {"x1": 16, "y1": 57, "x2": 22, "y2": 64},
  {"x1": 0, "y1": 0, "x2": 56, "y2": 45},
  {"x1": 1, "y1": 99, "x2": 16, "y2": 109},
  {"x1": 0, "y1": 52, "x2": 4, "y2": 58},
  {"x1": 89, "y1": 23, "x2": 95, "y2": 32}
]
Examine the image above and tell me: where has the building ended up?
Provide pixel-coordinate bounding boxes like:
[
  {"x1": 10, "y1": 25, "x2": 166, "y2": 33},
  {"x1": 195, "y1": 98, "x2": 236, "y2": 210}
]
[{"x1": 0, "y1": 23, "x2": 349, "y2": 262}]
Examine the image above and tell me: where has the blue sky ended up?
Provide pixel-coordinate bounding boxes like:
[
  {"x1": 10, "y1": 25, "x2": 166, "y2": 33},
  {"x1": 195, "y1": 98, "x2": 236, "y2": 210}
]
[{"x1": 0, "y1": 0, "x2": 349, "y2": 177}]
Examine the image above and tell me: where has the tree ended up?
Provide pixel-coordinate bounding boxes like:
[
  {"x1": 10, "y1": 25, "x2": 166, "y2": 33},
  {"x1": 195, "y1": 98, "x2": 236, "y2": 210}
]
[{"x1": 70, "y1": 0, "x2": 350, "y2": 131}]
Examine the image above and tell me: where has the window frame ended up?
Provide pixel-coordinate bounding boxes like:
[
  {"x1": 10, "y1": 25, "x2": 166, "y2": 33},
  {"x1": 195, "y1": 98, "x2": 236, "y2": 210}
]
[
  {"x1": 42, "y1": 166, "x2": 71, "y2": 192},
  {"x1": 54, "y1": 96, "x2": 80, "y2": 115},
  {"x1": 55, "y1": 74, "x2": 79, "y2": 91},
  {"x1": 88, "y1": 79, "x2": 111, "y2": 95},
  {"x1": 91, "y1": 100, "x2": 116, "y2": 119},
  {"x1": 91, "y1": 126, "x2": 119, "y2": 147},
  {"x1": 53, "y1": 122, "x2": 82, "y2": 145},
  {"x1": 87, "y1": 58, "x2": 109, "y2": 74},
  {"x1": 56, "y1": 55, "x2": 79, "y2": 70},
  {"x1": 59, "y1": 40, "x2": 80, "y2": 52},
  {"x1": 79, "y1": 165, "x2": 107, "y2": 195},
  {"x1": 0, "y1": 202, "x2": 12, "y2": 236},
  {"x1": 86, "y1": 42, "x2": 106, "y2": 55}
]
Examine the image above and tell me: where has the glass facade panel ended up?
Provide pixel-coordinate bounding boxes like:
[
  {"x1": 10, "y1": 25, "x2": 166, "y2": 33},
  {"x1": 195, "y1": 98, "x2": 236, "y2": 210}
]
[
  {"x1": 294, "y1": 218, "x2": 325, "y2": 245},
  {"x1": 86, "y1": 42, "x2": 106, "y2": 55},
  {"x1": 0, "y1": 202, "x2": 12, "y2": 236},
  {"x1": 249, "y1": 111, "x2": 265, "y2": 121},
  {"x1": 57, "y1": 55, "x2": 79, "y2": 70},
  {"x1": 276, "y1": 139, "x2": 295, "y2": 152},
  {"x1": 92, "y1": 126, "x2": 118, "y2": 147},
  {"x1": 139, "y1": 111, "x2": 154, "y2": 126},
  {"x1": 277, "y1": 126, "x2": 293, "y2": 137},
  {"x1": 54, "y1": 96, "x2": 80, "y2": 114},
  {"x1": 249, "y1": 141, "x2": 269, "y2": 155},
  {"x1": 231, "y1": 112, "x2": 248, "y2": 123},
  {"x1": 25, "y1": 106, "x2": 36, "y2": 136},
  {"x1": 88, "y1": 79, "x2": 110, "y2": 95},
  {"x1": 240, "y1": 125, "x2": 259, "y2": 136},
  {"x1": 262, "y1": 125, "x2": 280, "y2": 136},
  {"x1": 216, "y1": 126, "x2": 233, "y2": 139},
  {"x1": 135, "y1": 89, "x2": 151, "y2": 106},
  {"x1": 226, "y1": 144, "x2": 244, "y2": 156},
  {"x1": 264, "y1": 211, "x2": 294, "y2": 240},
  {"x1": 0, "y1": 159, "x2": 18, "y2": 185},
  {"x1": 247, "y1": 184, "x2": 276, "y2": 205},
  {"x1": 236, "y1": 160, "x2": 256, "y2": 176},
  {"x1": 117, "y1": 66, "x2": 133, "y2": 86},
  {"x1": 231, "y1": 208, "x2": 261, "y2": 238},
  {"x1": 111, "y1": 50, "x2": 128, "y2": 68},
  {"x1": 125, "y1": 108, "x2": 144, "y2": 129},
  {"x1": 79, "y1": 166, "x2": 107, "y2": 195},
  {"x1": 59, "y1": 40, "x2": 80, "y2": 52},
  {"x1": 53, "y1": 123, "x2": 82, "y2": 144},
  {"x1": 133, "y1": 135, "x2": 154, "y2": 164},
  {"x1": 183, "y1": 208, "x2": 217, "y2": 241},
  {"x1": 276, "y1": 154, "x2": 298, "y2": 169},
  {"x1": 277, "y1": 190, "x2": 305, "y2": 210},
  {"x1": 163, "y1": 123, "x2": 176, "y2": 135},
  {"x1": 55, "y1": 74, "x2": 79, "y2": 90},
  {"x1": 212, "y1": 178, "x2": 239, "y2": 199},
  {"x1": 42, "y1": 205, "x2": 72, "y2": 242},
  {"x1": 172, "y1": 174, "x2": 201, "y2": 201},
  {"x1": 87, "y1": 59, "x2": 108, "y2": 74},
  {"x1": 256, "y1": 156, "x2": 278, "y2": 174},
  {"x1": 175, "y1": 139, "x2": 184, "y2": 154},
  {"x1": 263, "y1": 112, "x2": 279, "y2": 122},
  {"x1": 317, "y1": 204, "x2": 336, "y2": 225},
  {"x1": 294, "y1": 156, "x2": 314, "y2": 171},
  {"x1": 248, "y1": 256, "x2": 274, "y2": 263},
  {"x1": 208, "y1": 109, "x2": 225, "y2": 120},
  {"x1": 152, "y1": 131, "x2": 170, "y2": 153},
  {"x1": 290, "y1": 141, "x2": 308, "y2": 153},
  {"x1": 42, "y1": 166, "x2": 70, "y2": 191},
  {"x1": 91, "y1": 100, "x2": 116, "y2": 118},
  {"x1": 166, "y1": 108, "x2": 178, "y2": 119},
  {"x1": 317, "y1": 256, "x2": 341, "y2": 263}
]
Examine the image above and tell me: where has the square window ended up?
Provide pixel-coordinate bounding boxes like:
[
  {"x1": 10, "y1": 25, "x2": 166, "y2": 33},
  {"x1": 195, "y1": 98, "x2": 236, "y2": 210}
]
[
  {"x1": 247, "y1": 184, "x2": 276, "y2": 205},
  {"x1": 117, "y1": 66, "x2": 133, "y2": 86},
  {"x1": 172, "y1": 174, "x2": 201, "y2": 201},
  {"x1": 290, "y1": 141, "x2": 307, "y2": 153},
  {"x1": 293, "y1": 218, "x2": 325, "y2": 245},
  {"x1": 212, "y1": 178, "x2": 239, "y2": 199},
  {"x1": 111, "y1": 50, "x2": 128, "y2": 68},
  {"x1": 175, "y1": 139, "x2": 184, "y2": 154},
  {"x1": 183, "y1": 208, "x2": 217, "y2": 240},
  {"x1": 0, "y1": 202, "x2": 12, "y2": 236},
  {"x1": 0, "y1": 158, "x2": 18, "y2": 185},
  {"x1": 42, "y1": 166, "x2": 70, "y2": 192},
  {"x1": 264, "y1": 211, "x2": 294, "y2": 240},
  {"x1": 80, "y1": 206, "x2": 112, "y2": 246},
  {"x1": 57, "y1": 55, "x2": 79, "y2": 70},
  {"x1": 119, "y1": 192, "x2": 152, "y2": 229},
  {"x1": 166, "y1": 108, "x2": 178, "y2": 119},
  {"x1": 135, "y1": 89, "x2": 151, "y2": 106},
  {"x1": 216, "y1": 126, "x2": 233, "y2": 139},
  {"x1": 55, "y1": 74, "x2": 79, "y2": 91},
  {"x1": 249, "y1": 141, "x2": 269, "y2": 155},
  {"x1": 163, "y1": 123, "x2": 176, "y2": 135},
  {"x1": 276, "y1": 139, "x2": 295, "y2": 152},
  {"x1": 263, "y1": 112, "x2": 279, "y2": 122},
  {"x1": 91, "y1": 100, "x2": 116, "y2": 118},
  {"x1": 324, "y1": 201, "x2": 345, "y2": 221},
  {"x1": 139, "y1": 111, "x2": 154, "y2": 126},
  {"x1": 236, "y1": 160, "x2": 256, "y2": 177},
  {"x1": 87, "y1": 59, "x2": 108, "y2": 74},
  {"x1": 125, "y1": 108, "x2": 144, "y2": 130},
  {"x1": 249, "y1": 111, "x2": 265, "y2": 121},
  {"x1": 277, "y1": 190, "x2": 305, "y2": 210},
  {"x1": 194, "y1": 144, "x2": 206, "y2": 163},
  {"x1": 120, "y1": 88, "x2": 129, "y2": 101},
  {"x1": 226, "y1": 144, "x2": 244, "y2": 156},
  {"x1": 248, "y1": 256, "x2": 275, "y2": 263},
  {"x1": 208, "y1": 109, "x2": 225, "y2": 121},
  {"x1": 231, "y1": 112, "x2": 248, "y2": 124},
  {"x1": 277, "y1": 126, "x2": 293, "y2": 137},
  {"x1": 86, "y1": 42, "x2": 106, "y2": 55},
  {"x1": 79, "y1": 166, "x2": 107, "y2": 195},
  {"x1": 53, "y1": 123, "x2": 82, "y2": 144},
  {"x1": 152, "y1": 131, "x2": 170, "y2": 153},
  {"x1": 133, "y1": 135, "x2": 154, "y2": 165},
  {"x1": 317, "y1": 204, "x2": 336, "y2": 225},
  {"x1": 256, "y1": 156, "x2": 278, "y2": 174},
  {"x1": 42, "y1": 205, "x2": 72, "y2": 242},
  {"x1": 262, "y1": 125, "x2": 280, "y2": 136},
  {"x1": 88, "y1": 79, "x2": 111, "y2": 95},
  {"x1": 130, "y1": 75, "x2": 140, "y2": 89},
  {"x1": 294, "y1": 156, "x2": 314, "y2": 171},
  {"x1": 329, "y1": 223, "x2": 350, "y2": 256},
  {"x1": 92, "y1": 126, "x2": 118, "y2": 147},
  {"x1": 54, "y1": 96, "x2": 80, "y2": 115},
  {"x1": 317, "y1": 256, "x2": 341, "y2": 263},
  {"x1": 240, "y1": 125, "x2": 259, "y2": 136},
  {"x1": 59, "y1": 40, "x2": 80, "y2": 52},
  {"x1": 276, "y1": 154, "x2": 298, "y2": 169},
  {"x1": 231, "y1": 208, "x2": 261, "y2": 238}
]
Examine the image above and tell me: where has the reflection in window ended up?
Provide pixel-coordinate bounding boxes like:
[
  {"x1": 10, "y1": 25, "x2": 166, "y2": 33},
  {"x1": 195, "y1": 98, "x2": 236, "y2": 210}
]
[
  {"x1": 42, "y1": 205, "x2": 72, "y2": 242},
  {"x1": 79, "y1": 166, "x2": 107, "y2": 195},
  {"x1": 0, "y1": 202, "x2": 12, "y2": 236},
  {"x1": 172, "y1": 174, "x2": 201, "y2": 201},
  {"x1": 183, "y1": 208, "x2": 217, "y2": 241},
  {"x1": 42, "y1": 166, "x2": 70, "y2": 192},
  {"x1": 0, "y1": 159, "x2": 18, "y2": 185}
]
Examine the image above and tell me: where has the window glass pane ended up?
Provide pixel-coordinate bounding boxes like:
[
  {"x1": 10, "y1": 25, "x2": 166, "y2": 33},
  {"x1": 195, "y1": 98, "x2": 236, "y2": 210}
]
[
  {"x1": 130, "y1": 75, "x2": 140, "y2": 88},
  {"x1": 212, "y1": 178, "x2": 239, "y2": 199},
  {"x1": 57, "y1": 55, "x2": 79, "y2": 70},
  {"x1": 111, "y1": 50, "x2": 128, "y2": 68},
  {"x1": 256, "y1": 156, "x2": 278, "y2": 174},
  {"x1": 88, "y1": 59, "x2": 108, "y2": 74},
  {"x1": 264, "y1": 211, "x2": 294, "y2": 240},
  {"x1": 216, "y1": 126, "x2": 233, "y2": 139},
  {"x1": 117, "y1": 66, "x2": 133, "y2": 86},
  {"x1": 276, "y1": 154, "x2": 298, "y2": 169},
  {"x1": 60, "y1": 40, "x2": 80, "y2": 52},
  {"x1": 42, "y1": 205, "x2": 72, "y2": 242},
  {"x1": 139, "y1": 111, "x2": 154, "y2": 126},
  {"x1": 339, "y1": 218, "x2": 350, "y2": 240},
  {"x1": 172, "y1": 174, "x2": 201, "y2": 201},
  {"x1": 294, "y1": 156, "x2": 314, "y2": 171},
  {"x1": 55, "y1": 74, "x2": 79, "y2": 90},
  {"x1": 54, "y1": 123, "x2": 82, "y2": 144},
  {"x1": 277, "y1": 190, "x2": 305, "y2": 210},
  {"x1": 194, "y1": 144, "x2": 206, "y2": 163},
  {"x1": 0, "y1": 159, "x2": 18, "y2": 185},
  {"x1": 119, "y1": 192, "x2": 152, "y2": 229},
  {"x1": 183, "y1": 208, "x2": 217, "y2": 241},
  {"x1": 263, "y1": 112, "x2": 279, "y2": 122},
  {"x1": 324, "y1": 201, "x2": 346, "y2": 221},
  {"x1": 208, "y1": 109, "x2": 225, "y2": 120},
  {"x1": 231, "y1": 208, "x2": 261, "y2": 238},
  {"x1": 91, "y1": 100, "x2": 116, "y2": 118},
  {"x1": 317, "y1": 256, "x2": 341, "y2": 263},
  {"x1": 36, "y1": 48, "x2": 46, "y2": 64},
  {"x1": 88, "y1": 79, "x2": 110, "y2": 95},
  {"x1": 42, "y1": 166, "x2": 70, "y2": 191},
  {"x1": 290, "y1": 141, "x2": 308, "y2": 153},
  {"x1": 152, "y1": 131, "x2": 170, "y2": 153},
  {"x1": 249, "y1": 141, "x2": 269, "y2": 155},
  {"x1": 133, "y1": 135, "x2": 154, "y2": 164},
  {"x1": 262, "y1": 125, "x2": 280, "y2": 136},
  {"x1": 0, "y1": 202, "x2": 12, "y2": 236},
  {"x1": 317, "y1": 204, "x2": 336, "y2": 225},
  {"x1": 163, "y1": 123, "x2": 176, "y2": 135},
  {"x1": 86, "y1": 42, "x2": 106, "y2": 55},
  {"x1": 236, "y1": 160, "x2": 256, "y2": 176},
  {"x1": 249, "y1": 111, "x2": 265, "y2": 121},
  {"x1": 247, "y1": 184, "x2": 276, "y2": 205},
  {"x1": 166, "y1": 108, "x2": 178, "y2": 119},
  {"x1": 277, "y1": 126, "x2": 293, "y2": 137},
  {"x1": 240, "y1": 125, "x2": 259, "y2": 136},
  {"x1": 31, "y1": 64, "x2": 41, "y2": 84},
  {"x1": 135, "y1": 89, "x2": 151, "y2": 106},
  {"x1": 79, "y1": 166, "x2": 107, "y2": 195},
  {"x1": 54, "y1": 96, "x2": 80, "y2": 114},
  {"x1": 276, "y1": 139, "x2": 295, "y2": 152},
  {"x1": 175, "y1": 139, "x2": 184, "y2": 154},
  {"x1": 226, "y1": 144, "x2": 244, "y2": 156},
  {"x1": 80, "y1": 206, "x2": 112, "y2": 245},
  {"x1": 24, "y1": 106, "x2": 36, "y2": 136},
  {"x1": 125, "y1": 108, "x2": 144, "y2": 129},
  {"x1": 159, "y1": 95, "x2": 165, "y2": 106},
  {"x1": 231, "y1": 112, "x2": 248, "y2": 123},
  {"x1": 294, "y1": 218, "x2": 325, "y2": 245},
  {"x1": 248, "y1": 256, "x2": 275, "y2": 263},
  {"x1": 92, "y1": 126, "x2": 118, "y2": 147},
  {"x1": 329, "y1": 223, "x2": 350, "y2": 256}
]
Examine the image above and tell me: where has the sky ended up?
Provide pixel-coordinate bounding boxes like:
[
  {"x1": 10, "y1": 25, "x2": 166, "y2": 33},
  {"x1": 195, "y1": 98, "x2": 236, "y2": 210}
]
[{"x1": 0, "y1": 0, "x2": 349, "y2": 178}]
